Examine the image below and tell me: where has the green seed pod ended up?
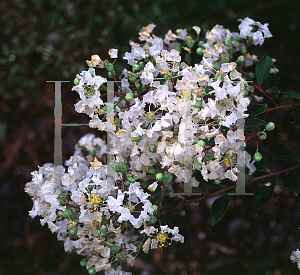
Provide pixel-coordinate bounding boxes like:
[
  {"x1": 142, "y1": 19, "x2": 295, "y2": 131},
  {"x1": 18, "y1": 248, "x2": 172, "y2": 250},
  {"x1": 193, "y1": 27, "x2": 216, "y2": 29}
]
[
  {"x1": 265, "y1": 122, "x2": 275, "y2": 131},
  {"x1": 152, "y1": 205, "x2": 158, "y2": 214},
  {"x1": 110, "y1": 246, "x2": 119, "y2": 254},
  {"x1": 134, "y1": 135, "x2": 143, "y2": 142},
  {"x1": 129, "y1": 73, "x2": 137, "y2": 82},
  {"x1": 198, "y1": 40, "x2": 205, "y2": 47},
  {"x1": 163, "y1": 173, "x2": 172, "y2": 184},
  {"x1": 196, "y1": 47, "x2": 204, "y2": 55},
  {"x1": 106, "y1": 236, "x2": 114, "y2": 244},
  {"x1": 149, "y1": 215, "x2": 158, "y2": 224},
  {"x1": 258, "y1": 131, "x2": 267, "y2": 140},
  {"x1": 236, "y1": 55, "x2": 245, "y2": 64},
  {"x1": 80, "y1": 258, "x2": 87, "y2": 267},
  {"x1": 197, "y1": 140, "x2": 206, "y2": 147},
  {"x1": 253, "y1": 151, "x2": 262, "y2": 162},
  {"x1": 120, "y1": 164, "x2": 129, "y2": 173},
  {"x1": 146, "y1": 167, "x2": 156, "y2": 175},
  {"x1": 108, "y1": 71, "x2": 114, "y2": 78},
  {"x1": 127, "y1": 175, "x2": 137, "y2": 183},
  {"x1": 225, "y1": 39, "x2": 232, "y2": 47},
  {"x1": 106, "y1": 63, "x2": 114, "y2": 72},
  {"x1": 187, "y1": 39, "x2": 195, "y2": 48},
  {"x1": 236, "y1": 34, "x2": 243, "y2": 42},
  {"x1": 69, "y1": 226, "x2": 78, "y2": 236},
  {"x1": 73, "y1": 78, "x2": 80, "y2": 86},
  {"x1": 221, "y1": 56, "x2": 229, "y2": 63},
  {"x1": 132, "y1": 64, "x2": 140, "y2": 72},
  {"x1": 240, "y1": 45, "x2": 247, "y2": 54},
  {"x1": 194, "y1": 100, "x2": 202, "y2": 108},
  {"x1": 214, "y1": 179, "x2": 222, "y2": 184},
  {"x1": 125, "y1": 92, "x2": 134, "y2": 101},
  {"x1": 213, "y1": 62, "x2": 221, "y2": 70},
  {"x1": 149, "y1": 144, "x2": 157, "y2": 153},
  {"x1": 88, "y1": 266, "x2": 96, "y2": 275},
  {"x1": 194, "y1": 162, "x2": 202, "y2": 170},
  {"x1": 112, "y1": 162, "x2": 120, "y2": 172},
  {"x1": 156, "y1": 172, "x2": 164, "y2": 182},
  {"x1": 248, "y1": 72, "x2": 255, "y2": 79}
]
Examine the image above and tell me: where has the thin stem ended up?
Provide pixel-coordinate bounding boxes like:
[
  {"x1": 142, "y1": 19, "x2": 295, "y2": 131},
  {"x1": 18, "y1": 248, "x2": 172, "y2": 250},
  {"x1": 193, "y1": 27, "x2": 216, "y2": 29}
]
[{"x1": 162, "y1": 163, "x2": 300, "y2": 213}]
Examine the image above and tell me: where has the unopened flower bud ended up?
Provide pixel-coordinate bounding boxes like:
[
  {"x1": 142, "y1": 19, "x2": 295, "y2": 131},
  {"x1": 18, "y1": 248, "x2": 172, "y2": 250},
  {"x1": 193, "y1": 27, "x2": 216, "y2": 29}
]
[
  {"x1": 156, "y1": 173, "x2": 164, "y2": 182},
  {"x1": 258, "y1": 131, "x2": 267, "y2": 140},
  {"x1": 237, "y1": 55, "x2": 245, "y2": 64},
  {"x1": 197, "y1": 140, "x2": 206, "y2": 147},
  {"x1": 254, "y1": 151, "x2": 262, "y2": 162},
  {"x1": 73, "y1": 78, "x2": 80, "y2": 86},
  {"x1": 132, "y1": 64, "x2": 140, "y2": 72},
  {"x1": 125, "y1": 92, "x2": 134, "y2": 101},
  {"x1": 196, "y1": 47, "x2": 204, "y2": 55},
  {"x1": 236, "y1": 34, "x2": 243, "y2": 42},
  {"x1": 194, "y1": 100, "x2": 202, "y2": 108}
]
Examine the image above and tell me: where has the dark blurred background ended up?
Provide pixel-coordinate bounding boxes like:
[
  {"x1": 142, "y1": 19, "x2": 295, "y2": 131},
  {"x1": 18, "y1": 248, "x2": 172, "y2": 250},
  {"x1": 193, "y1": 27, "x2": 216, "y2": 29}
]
[{"x1": 1, "y1": 0, "x2": 300, "y2": 274}]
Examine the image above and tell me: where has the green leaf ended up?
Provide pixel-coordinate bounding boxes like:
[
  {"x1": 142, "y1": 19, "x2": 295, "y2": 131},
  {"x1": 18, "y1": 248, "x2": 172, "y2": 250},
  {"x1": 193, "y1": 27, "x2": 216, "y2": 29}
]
[
  {"x1": 245, "y1": 174, "x2": 254, "y2": 184},
  {"x1": 252, "y1": 176, "x2": 277, "y2": 215},
  {"x1": 262, "y1": 142, "x2": 300, "y2": 163},
  {"x1": 245, "y1": 118, "x2": 267, "y2": 131},
  {"x1": 171, "y1": 198, "x2": 186, "y2": 210},
  {"x1": 255, "y1": 55, "x2": 273, "y2": 86},
  {"x1": 254, "y1": 157, "x2": 271, "y2": 173},
  {"x1": 275, "y1": 94, "x2": 294, "y2": 104},
  {"x1": 281, "y1": 169, "x2": 299, "y2": 196},
  {"x1": 266, "y1": 86, "x2": 280, "y2": 96},
  {"x1": 246, "y1": 104, "x2": 268, "y2": 118},
  {"x1": 192, "y1": 187, "x2": 207, "y2": 195},
  {"x1": 211, "y1": 194, "x2": 233, "y2": 226},
  {"x1": 291, "y1": 109, "x2": 300, "y2": 128},
  {"x1": 152, "y1": 190, "x2": 172, "y2": 204},
  {"x1": 294, "y1": 192, "x2": 300, "y2": 208},
  {"x1": 281, "y1": 89, "x2": 300, "y2": 100},
  {"x1": 162, "y1": 212, "x2": 171, "y2": 227}
]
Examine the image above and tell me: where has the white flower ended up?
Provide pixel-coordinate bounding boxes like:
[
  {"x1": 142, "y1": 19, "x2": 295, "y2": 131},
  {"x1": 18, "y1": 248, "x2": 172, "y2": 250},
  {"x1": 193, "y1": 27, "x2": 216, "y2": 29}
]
[{"x1": 108, "y1": 48, "x2": 118, "y2": 58}]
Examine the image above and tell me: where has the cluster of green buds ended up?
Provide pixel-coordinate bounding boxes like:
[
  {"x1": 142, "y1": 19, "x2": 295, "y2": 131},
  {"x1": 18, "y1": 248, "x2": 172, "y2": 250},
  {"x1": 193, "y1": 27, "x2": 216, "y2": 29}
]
[{"x1": 155, "y1": 172, "x2": 173, "y2": 184}]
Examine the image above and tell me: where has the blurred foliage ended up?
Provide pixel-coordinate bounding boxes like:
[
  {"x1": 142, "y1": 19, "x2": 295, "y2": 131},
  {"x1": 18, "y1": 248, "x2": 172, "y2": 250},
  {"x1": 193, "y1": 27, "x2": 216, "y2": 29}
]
[{"x1": 0, "y1": 0, "x2": 299, "y2": 108}]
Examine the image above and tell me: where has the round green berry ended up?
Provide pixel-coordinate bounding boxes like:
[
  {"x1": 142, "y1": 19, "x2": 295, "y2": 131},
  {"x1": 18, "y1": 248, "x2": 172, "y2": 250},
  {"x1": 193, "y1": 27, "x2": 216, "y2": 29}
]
[
  {"x1": 129, "y1": 73, "x2": 137, "y2": 82},
  {"x1": 163, "y1": 173, "x2": 172, "y2": 184},
  {"x1": 214, "y1": 179, "x2": 222, "y2": 185},
  {"x1": 106, "y1": 236, "x2": 114, "y2": 244},
  {"x1": 106, "y1": 63, "x2": 114, "y2": 72},
  {"x1": 194, "y1": 100, "x2": 202, "y2": 108},
  {"x1": 156, "y1": 173, "x2": 164, "y2": 182},
  {"x1": 125, "y1": 92, "x2": 134, "y2": 101},
  {"x1": 194, "y1": 162, "x2": 202, "y2": 170},
  {"x1": 80, "y1": 258, "x2": 87, "y2": 267},
  {"x1": 69, "y1": 226, "x2": 78, "y2": 236},
  {"x1": 213, "y1": 62, "x2": 221, "y2": 70},
  {"x1": 120, "y1": 164, "x2": 129, "y2": 173},
  {"x1": 187, "y1": 39, "x2": 195, "y2": 48},
  {"x1": 248, "y1": 72, "x2": 255, "y2": 79},
  {"x1": 73, "y1": 78, "x2": 80, "y2": 86},
  {"x1": 149, "y1": 215, "x2": 158, "y2": 224},
  {"x1": 197, "y1": 140, "x2": 206, "y2": 147},
  {"x1": 265, "y1": 122, "x2": 275, "y2": 131},
  {"x1": 198, "y1": 40, "x2": 205, "y2": 47},
  {"x1": 258, "y1": 131, "x2": 267, "y2": 140},
  {"x1": 237, "y1": 55, "x2": 245, "y2": 64},
  {"x1": 88, "y1": 266, "x2": 96, "y2": 275},
  {"x1": 253, "y1": 151, "x2": 262, "y2": 162},
  {"x1": 225, "y1": 39, "x2": 232, "y2": 47},
  {"x1": 134, "y1": 135, "x2": 143, "y2": 142},
  {"x1": 112, "y1": 162, "x2": 120, "y2": 172},
  {"x1": 149, "y1": 144, "x2": 157, "y2": 153},
  {"x1": 236, "y1": 34, "x2": 243, "y2": 42},
  {"x1": 240, "y1": 45, "x2": 247, "y2": 54},
  {"x1": 196, "y1": 47, "x2": 204, "y2": 55},
  {"x1": 132, "y1": 64, "x2": 140, "y2": 72},
  {"x1": 146, "y1": 167, "x2": 156, "y2": 175},
  {"x1": 152, "y1": 205, "x2": 158, "y2": 214}
]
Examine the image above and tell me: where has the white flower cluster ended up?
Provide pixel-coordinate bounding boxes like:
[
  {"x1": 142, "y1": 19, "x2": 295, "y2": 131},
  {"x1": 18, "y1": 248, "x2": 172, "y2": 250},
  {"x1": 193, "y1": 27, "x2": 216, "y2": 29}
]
[
  {"x1": 26, "y1": 18, "x2": 274, "y2": 274},
  {"x1": 291, "y1": 249, "x2": 300, "y2": 270},
  {"x1": 25, "y1": 134, "x2": 184, "y2": 274}
]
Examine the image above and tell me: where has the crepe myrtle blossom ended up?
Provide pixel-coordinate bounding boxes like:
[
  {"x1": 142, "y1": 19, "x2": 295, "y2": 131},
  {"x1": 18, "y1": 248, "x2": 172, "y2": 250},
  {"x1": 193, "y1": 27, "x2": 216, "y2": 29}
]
[{"x1": 25, "y1": 18, "x2": 277, "y2": 273}]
